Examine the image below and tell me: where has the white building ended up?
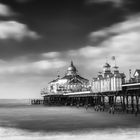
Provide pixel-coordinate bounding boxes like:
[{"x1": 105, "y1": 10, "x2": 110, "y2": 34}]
[
  {"x1": 46, "y1": 61, "x2": 90, "y2": 94},
  {"x1": 91, "y1": 63, "x2": 125, "y2": 93}
]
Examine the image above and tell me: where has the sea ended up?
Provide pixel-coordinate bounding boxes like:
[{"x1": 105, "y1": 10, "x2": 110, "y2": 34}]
[{"x1": 0, "y1": 99, "x2": 139, "y2": 140}]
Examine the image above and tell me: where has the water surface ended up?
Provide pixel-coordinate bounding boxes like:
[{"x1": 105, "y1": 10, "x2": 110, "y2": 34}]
[{"x1": 0, "y1": 99, "x2": 139, "y2": 140}]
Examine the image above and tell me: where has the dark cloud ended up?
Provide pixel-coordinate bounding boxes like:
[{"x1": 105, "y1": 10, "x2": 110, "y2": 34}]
[
  {"x1": 0, "y1": 0, "x2": 125, "y2": 60},
  {"x1": 0, "y1": 0, "x2": 139, "y2": 98},
  {"x1": 15, "y1": 0, "x2": 33, "y2": 3},
  {"x1": 86, "y1": 0, "x2": 140, "y2": 13},
  {"x1": 86, "y1": 0, "x2": 124, "y2": 7},
  {"x1": 0, "y1": 21, "x2": 40, "y2": 41},
  {"x1": 0, "y1": 0, "x2": 139, "y2": 60}
]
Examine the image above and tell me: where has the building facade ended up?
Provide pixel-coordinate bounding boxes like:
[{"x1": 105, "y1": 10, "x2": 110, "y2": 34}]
[
  {"x1": 46, "y1": 61, "x2": 90, "y2": 95},
  {"x1": 91, "y1": 63, "x2": 125, "y2": 93}
]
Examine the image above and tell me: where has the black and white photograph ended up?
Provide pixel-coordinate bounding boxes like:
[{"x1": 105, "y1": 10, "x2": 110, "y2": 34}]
[{"x1": 0, "y1": 0, "x2": 140, "y2": 139}]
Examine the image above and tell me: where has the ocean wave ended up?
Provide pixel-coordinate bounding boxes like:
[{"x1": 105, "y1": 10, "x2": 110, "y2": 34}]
[{"x1": 0, "y1": 127, "x2": 140, "y2": 140}]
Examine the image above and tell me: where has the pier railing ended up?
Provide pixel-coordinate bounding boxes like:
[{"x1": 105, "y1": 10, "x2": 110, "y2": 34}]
[
  {"x1": 124, "y1": 78, "x2": 140, "y2": 85},
  {"x1": 40, "y1": 88, "x2": 91, "y2": 96}
]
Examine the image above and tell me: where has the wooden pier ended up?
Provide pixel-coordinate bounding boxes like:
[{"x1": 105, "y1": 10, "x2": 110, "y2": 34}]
[
  {"x1": 40, "y1": 62, "x2": 140, "y2": 116},
  {"x1": 42, "y1": 85, "x2": 140, "y2": 116}
]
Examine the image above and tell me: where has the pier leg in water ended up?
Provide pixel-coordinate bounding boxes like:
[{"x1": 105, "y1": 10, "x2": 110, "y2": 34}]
[
  {"x1": 101, "y1": 96, "x2": 105, "y2": 111},
  {"x1": 123, "y1": 95, "x2": 126, "y2": 112},
  {"x1": 120, "y1": 95, "x2": 123, "y2": 112},
  {"x1": 136, "y1": 95, "x2": 139, "y2": 112},
  {"x1": 126, "y1": 95, "x2": 129, "y2": 113},
  {"x1": 135, "y1": 93, "x2": 139, "y2": 116},
  {"x1": 131, "y1": 95, "x2": 134, "y2": 114},
  {"x1": 114, "y1": 95, "x2": 117, "y2": 113},
  {"x1": 76, "y1": 97, "x2": 79, "y2": 108},
  {"x1": 85, "y1": 97, "x2": 88, "y2": 110}
]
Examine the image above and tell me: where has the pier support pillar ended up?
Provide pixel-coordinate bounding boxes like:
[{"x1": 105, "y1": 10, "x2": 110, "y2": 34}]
[
  {"x1": 136, "y1": 95, "x2": 139, "y2": 113},
  {"x1": 122, "y1": 95, "x2": 126, "y2": 112},
  {"x1": 131, "y1": 95, "x2": 134, "y2": 113},
  {"x1": 102, "y1": 96, "x2": 105, "y2": 106}
]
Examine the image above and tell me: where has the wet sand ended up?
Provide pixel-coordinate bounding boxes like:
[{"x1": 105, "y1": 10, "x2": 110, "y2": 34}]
[{"x1": 0, "y1": 105, "x2": 140, "y2": 133}]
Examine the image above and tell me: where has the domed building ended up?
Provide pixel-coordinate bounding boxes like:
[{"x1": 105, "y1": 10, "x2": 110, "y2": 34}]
[
  {"x1": 103, "y1": 62, "x2": 112, "y2": 78},
  {"x1": 91, "y1": 62, "x2": 125, "y2": 93},
  {"x1": 47, "y1": 61, "x2": 90, "y2": 94}
]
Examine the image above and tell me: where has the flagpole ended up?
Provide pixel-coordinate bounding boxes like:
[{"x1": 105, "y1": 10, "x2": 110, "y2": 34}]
[
  {"x1": 115, "y1": 57, "x2": 116, "y2": 67},
  {"x1": 111, "y1": 56, "x2": 116, "y2": 67},
  {"x1": 129, "y1": 69, "x2": 131, "y2": 81}
]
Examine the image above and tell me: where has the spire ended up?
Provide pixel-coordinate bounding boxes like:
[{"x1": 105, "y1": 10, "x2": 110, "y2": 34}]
[
  {"x1": 113, "y1": 65, "x2": 119, "y2": 70},
  {"x1": 71, "y1": 60, "x2": 73, "y2": 66},
  {"x1": 103, "y1": 58, "x2": 112, "y2": 77},
  {"x1": 57, "y1": 70, "x2": 60, "y2": 79},
  {"x1": 113, "y1": 65, "x2": 119, "y2": 74},
  {"x1": 112, "y1": 57, "x2": 119, "y2": 74},
  {"x1": 98, "y1": 72, "x2": 103, "y2": 79}
]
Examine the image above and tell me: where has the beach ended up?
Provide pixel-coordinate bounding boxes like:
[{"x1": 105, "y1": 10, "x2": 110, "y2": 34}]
[{"x1": 0, "y1": 99, "x2": 140, "y2": 139}]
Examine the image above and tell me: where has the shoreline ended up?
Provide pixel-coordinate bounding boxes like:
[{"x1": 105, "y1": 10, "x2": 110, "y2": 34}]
[{"x1": 0, "y1": 126, "x2": 139, "y2": 140}]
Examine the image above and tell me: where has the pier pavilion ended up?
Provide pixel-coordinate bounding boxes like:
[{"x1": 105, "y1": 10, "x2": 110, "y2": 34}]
[{"x1": 41, "y1": 61, "x2": 90, "y2": 105}]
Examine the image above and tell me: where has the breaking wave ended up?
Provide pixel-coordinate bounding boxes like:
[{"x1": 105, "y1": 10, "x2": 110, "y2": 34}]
[{"x1": 0, "y1": 127, "x2": 140, "y2": 140}]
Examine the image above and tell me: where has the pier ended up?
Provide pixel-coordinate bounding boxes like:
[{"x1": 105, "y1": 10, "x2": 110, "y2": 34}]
[
  {"x1": 42, "y1": 89, "x2": 140, "y2": 115},
  {"x1": 41, "y1": 82, "x2": 140, "y2": 115},
  {"x1": 40, "y1": 61, "x2": 140, "y2": 116}
]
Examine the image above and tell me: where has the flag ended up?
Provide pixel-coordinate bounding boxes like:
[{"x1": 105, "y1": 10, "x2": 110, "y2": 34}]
[{"x1": 111, "y1": 56, "x2": 115, "y2": 60}]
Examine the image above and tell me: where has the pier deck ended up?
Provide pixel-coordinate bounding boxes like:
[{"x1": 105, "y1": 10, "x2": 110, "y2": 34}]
[{"x1": 41, "y1": 82, "x2": 140, "y2": 116}]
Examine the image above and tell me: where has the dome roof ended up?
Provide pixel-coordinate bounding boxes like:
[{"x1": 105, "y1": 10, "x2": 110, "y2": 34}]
[
  {"x1": 66, "y1": 61, "x2": 77, "y2": 76},
  {"x1": 67, "y1": 61, "x2": 77, "y2": 72},
  {"x1": 103, "y1": 63, "x2": 111, "y2": 68},
  {"x1": 67, "y1": 66, "x2": 76, "y2": 71}
]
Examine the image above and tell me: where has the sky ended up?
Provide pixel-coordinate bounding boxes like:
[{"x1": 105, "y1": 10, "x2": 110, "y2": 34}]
[{"x1": 0, "y1": 0, "x2": 140, "y2": 98}]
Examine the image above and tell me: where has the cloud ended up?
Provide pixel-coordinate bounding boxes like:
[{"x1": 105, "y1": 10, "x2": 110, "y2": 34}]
[
  {"x1": 71, "y1": 14, "x2": 140, "y2": 75},
  {"x1": 89, "y1": 29, "x2": 114, "y2": 45},
  {"x1": 1, "y1": 14, "x2": 140, "y2": 79},
  {"x1": 89, "y1": 15, "x2": 140, "y2": 44},
  {"x1": 41, "y1": 52, "x2": 60, "y2": 58},
  {"x1": 0, "y1": 3, "x2": 40, "y2": 41},
  {"x1": 15, "y1": 0, "x2": 33, "y2": 3},
  {"x1": 1, "y1": 12, "x2": 140, "y2": 99},
  {"x1": 86, "y1": 0, "x2": 125, "y2": 7},
  {"x1": 33, "y1": 60, "x2": 66, "y2": 71},
  {"x1": 0, "y1": 3, "x2": 15, "y2": 17},
  {"x1": 0, "y1": 21, "x2": 40, "y2": 41},
  {"x1": 0, "y1": 59, "x2": 66, "y2": 75}
]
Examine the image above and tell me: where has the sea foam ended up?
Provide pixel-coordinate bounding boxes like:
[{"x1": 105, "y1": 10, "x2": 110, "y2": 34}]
[{"x1": 0, "y1": 127, "x2": 140, "y2": 140}]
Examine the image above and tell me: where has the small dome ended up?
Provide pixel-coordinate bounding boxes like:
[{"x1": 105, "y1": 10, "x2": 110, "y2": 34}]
[
  {"x1": 67, "y1": 61, "x2": 77, "y2": 72},
  {"x1": 67, "y1": 66, "x2": 76, "y2": 71},
  {"x1": 66, "y1": 61, "x2": 77, "y2": 76},
  {"x1": 103, "y1": 63, "x2": 111, "y2": 68}
]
